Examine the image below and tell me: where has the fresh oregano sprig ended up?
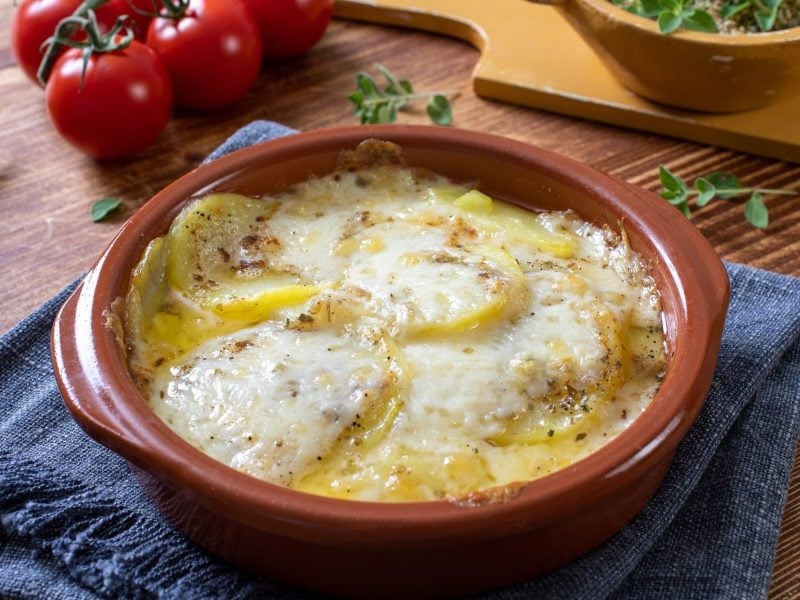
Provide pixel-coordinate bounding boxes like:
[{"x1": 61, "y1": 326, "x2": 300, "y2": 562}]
[
  {"x1": 614, "y1": 0, "x2": 718, "y2": 32},
  {"x1": 658, "y1": 165, "x2": 797, "y2": 229},
  {"x1": 348, "y1": 64, "x2": 458, "y2": 126}
]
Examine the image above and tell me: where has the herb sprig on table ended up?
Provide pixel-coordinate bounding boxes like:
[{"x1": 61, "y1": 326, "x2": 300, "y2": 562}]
[
  {"x1": 658, "y1": 165, "x2": 797, "y2": 229},
  {"x1": 348, "y1": 64, "x2": 457, "y2": 126}
]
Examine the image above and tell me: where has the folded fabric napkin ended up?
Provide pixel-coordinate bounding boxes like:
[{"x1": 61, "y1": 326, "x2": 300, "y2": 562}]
[{"x1": 2, "y1": 121, "x2": 800, "y2": 600}]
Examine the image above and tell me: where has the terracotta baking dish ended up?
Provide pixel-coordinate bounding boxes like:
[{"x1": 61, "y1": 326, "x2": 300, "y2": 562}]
[{"x1": 51, "y1": 125, "x2": 729, "y2": 599}]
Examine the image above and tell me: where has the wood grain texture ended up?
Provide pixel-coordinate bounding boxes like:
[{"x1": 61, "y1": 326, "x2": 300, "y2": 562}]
[{"x1": 0, "y1": 4, "x2": 798, "y2": 597}]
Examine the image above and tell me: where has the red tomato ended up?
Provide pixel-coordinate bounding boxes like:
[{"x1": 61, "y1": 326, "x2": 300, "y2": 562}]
[
  {"x1": 241, "y1": 0, "x2": 332, "y2": 58},
  {"x1": 146, "y1": 0, "x2": 262, "y2": 110},
  {"x1": 10, "y1": 0, "x2": 83, "y2": 85},
  {"x1": 95, "y1": 0, "x2": 156, "y2": 41},
  {"x1": 45, "y1": 41, "x2": 172, "y2": 159}
]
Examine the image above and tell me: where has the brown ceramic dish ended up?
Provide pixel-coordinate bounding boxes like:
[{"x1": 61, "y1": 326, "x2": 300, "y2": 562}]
[
  {"x1": 531, "y1": 0, "x2": 800, "y2": 112},
  {"x1": 51, "y1": 125, "x2": 729, "y2": 599}
]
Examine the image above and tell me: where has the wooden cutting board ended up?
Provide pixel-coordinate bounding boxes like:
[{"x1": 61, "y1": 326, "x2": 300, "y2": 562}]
[{"x1": 334, "y1": 0, "x2": 800, "y2": 163}]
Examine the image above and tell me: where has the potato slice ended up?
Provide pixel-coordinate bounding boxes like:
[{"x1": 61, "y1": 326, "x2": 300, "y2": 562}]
[
  {"x1": 165, "y1": 193, "x2": 278, "y2": 292},
  {"x1": 412, "y1": 245, "x2": 526, "y2": 337},
  {"x1": 294, "y1": 390, "x2": 406, "y2": 498},
  {"x1": 299, "y1": 442, "x2": 496, "y2": 502},
  {"x1": 490, "y1": 307, "x2": 628, "y2": 445},
  {"x1": 210, "y1": 284, "x2": 321, "y2": 322},
  {"x1": 294, "y1": 337, "x2": 407, "y2": 498},
  {"x1": 145, "y1": 303, "x2": 218, "y2": 353},
  {"x1": 126, "y1": 237, "x2": 169, "y2": 345},
  {"x1": 370, "y1": 446, "x2": 497, "y2": 502},
  {"x1": 343, "y1": 221, "x2": 529, "y2": 338},
  {"x1": 164, "y1": 193, "x2": 322, "y2": 324},
  {"x1": 624, "y1": 324, "x2": 667, "y2": 379},
  {"x1": 148, "y1": 323, "x2": 400, "y2": 489},
  {"x1": 125, "y1": 238, "x2": 225, "y2": 358},
  {"x1": 448, "y1": 189, "x2": 577, "y2": 259}
]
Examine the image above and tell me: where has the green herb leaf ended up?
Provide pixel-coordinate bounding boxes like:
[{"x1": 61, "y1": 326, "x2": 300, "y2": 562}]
[
  {"x1": 657, "y1": 11, "x2": 683, "y2": 32},
  {"x1": 694, "y1": 177, "x2": 716, "y2": 206},
  {"x1": 374, "y1": 103, "x2": 388, "y2": 123},
  {"x1": 627, "y1": 2, "x2": 650, "y2": 16},
  {"x1": 355, "y1": 72, "x2": 380, "y2": 96},
  {"x1": 348, "y1": 90, "x2": 364, "y2": 103},
  {"x1": 755, "y1": 6, "x2": 778, "y2": 31},
  {"x1": 659, "y1": 165, "x2": 688, "y2": 193},
  {"x1": 377, "y1": 63, "x2": 409, "y2": 100},
  {"x1": 682, "y1": 9, "x2": 720, "y2": 31},
  {"x1": 744, "y1": 193, "x2": 769, "y2": 228},
  {"x1": 639, "y1": 0, "x2": 664, "y2": 15},
  {"x1": 376, "y1": 102, "x2": 398, "y2": 124},
  {"x1": 398, "y1": 79, "x2": 414, "y2": 94},
  {"x1": 676, "y1": 201, "x2": 692, "y2": 217},
  {"x1": 91, "y1": 197, "x2": 122, "y2": 222},
  {"x1": 660, "y1": 189, "x2": 679, "y2": 200},
  {"x1": 427, "y1": 94, "x2": 453, "y2": 125},
  {"x1": 720, "y1": 1, "x2": 751, "y2": 18},
  {"x1": 664, "y1": 190, "x2": 690, "y2": 206},
  {"x1": 705, "y1": 172, "x2": 741, "y2": 198}
]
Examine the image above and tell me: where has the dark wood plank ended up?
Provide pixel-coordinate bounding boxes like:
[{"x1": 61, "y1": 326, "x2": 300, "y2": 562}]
[{"x1": 0, "y1": 6, "x2": 798, "y2": 597}]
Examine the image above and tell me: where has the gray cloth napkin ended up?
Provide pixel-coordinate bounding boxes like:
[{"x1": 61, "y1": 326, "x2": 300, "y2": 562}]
[{"x1": 2, "y1": 121, "x2": 800, "y2": 600}]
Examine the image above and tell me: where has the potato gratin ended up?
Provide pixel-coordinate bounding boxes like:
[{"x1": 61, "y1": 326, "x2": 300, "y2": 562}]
[{"x1": 124, "y1": 142, "x2": 666, "y2": 503}]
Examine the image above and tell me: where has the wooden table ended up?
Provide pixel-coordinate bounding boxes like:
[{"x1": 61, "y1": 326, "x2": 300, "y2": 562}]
[{"x1": 1, "y1": 5, "x2": 799, "y2": 597}]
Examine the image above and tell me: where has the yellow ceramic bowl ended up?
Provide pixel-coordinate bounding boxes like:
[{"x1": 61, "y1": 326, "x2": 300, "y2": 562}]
[{"x1": 549, "y1": 0, "x2": 800, "y2": 112}]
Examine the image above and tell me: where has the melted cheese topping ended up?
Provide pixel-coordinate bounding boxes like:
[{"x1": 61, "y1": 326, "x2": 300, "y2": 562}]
[{"x1": 125, "y1": 164, "x2": 665, "y2": 503}]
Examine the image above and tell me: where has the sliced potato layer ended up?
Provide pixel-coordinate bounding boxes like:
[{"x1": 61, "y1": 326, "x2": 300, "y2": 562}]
[
  {"x1": 126, "y1": 161, "x2": 665, "y2": 503},
  {"x1": 343, "y1": 221, "x2": 529, "y2": 338},
  {"x1": 148, "y1": 324, "x2": 400, "y2": 488},
  {"x1": 429, "y1": 187, "x2": 578, "y2": 258},
  {"x1": 298, "y1": 444, "x2": 496, "y2": 502},
  {"x1": 165, "y1": 193, "x2": 315, "y2": 321},
  {"x1": 490, "y1": 305, "x2": 628, "y2": 445}
]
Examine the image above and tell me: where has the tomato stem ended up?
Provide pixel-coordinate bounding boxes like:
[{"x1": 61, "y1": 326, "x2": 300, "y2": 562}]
[
  {"x1": 37, "y1": 2, "x2": 135, "y2": 87},
  {"x1": 37, "y1": 0, "x2": 107, "y2": 85}
]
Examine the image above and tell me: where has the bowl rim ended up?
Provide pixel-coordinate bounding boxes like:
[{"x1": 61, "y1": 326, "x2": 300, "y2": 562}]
[
  {"x1": 573, "y1": 0, "x2": 800, "y2": 45},
  {"x1": 51, "y1": 124, "x2": 729, "y2": 546}
]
